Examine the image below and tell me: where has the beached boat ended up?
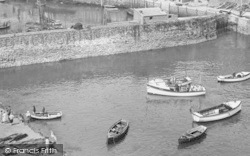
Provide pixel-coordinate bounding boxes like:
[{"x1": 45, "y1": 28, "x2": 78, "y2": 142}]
[
  {"x1": 178, "y1": 125, "x2": 207, "y2": 144},
  {"x1": 30, "y1": 111, "x2": 62, "y2": 120},
  {"x1": 147, "y1": 77, "x2": 206, "y2": 97},
  {"x1": 190, "y1": 100, "x2": 242, "y2": 122},
  {"x1": 0, "y1": 21, "x2": 10, "y2": 29},
  {"x1": 217, "y1": 71, "x2": 250, "y2": 82},
  {"x1": 107, "y1": 119, "x2": 129, "y2": 144},
  {"x1": 126, "y1": 8, "x2": 134, "y2": 15},
  {"x1": 104, "y1": 5, "x2": 118, "y2": 10}
]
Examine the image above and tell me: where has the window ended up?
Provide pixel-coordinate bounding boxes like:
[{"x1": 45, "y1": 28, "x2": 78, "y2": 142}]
[{"x1": 149, "y1": 16, "x2": 153, "y2": 20}]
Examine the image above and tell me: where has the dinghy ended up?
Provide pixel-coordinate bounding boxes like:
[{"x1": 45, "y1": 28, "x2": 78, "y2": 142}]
[
  {"x1": 30, "y1": 111, "x2": 62, "y2": 120},
  {"x1": 0, "y1": 21, "x2": 10, "y2": 29},
  {"x1": 217, "y1": 71, "x2": 250, "y2": 82},
  {"x1": 107, "y1": 119, "x2": 129, "y2": 144},
  {"x1": 178, "y1": 125, "x2": 207, "y2": 144},
  {"x1": 190, "y1": 101, "x2": 241, "y2": 122},
  {"x1": 147, "y1": 77, "x2": 205, "y2": 97}
]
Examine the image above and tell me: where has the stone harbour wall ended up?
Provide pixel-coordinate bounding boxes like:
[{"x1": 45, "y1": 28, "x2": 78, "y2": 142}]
[
  {"x1": 72, "y1": 0, "x2": 157, "y2": 8},
  {"x1": 0, "y1": 16, "x2": 217, "y2": 68}
]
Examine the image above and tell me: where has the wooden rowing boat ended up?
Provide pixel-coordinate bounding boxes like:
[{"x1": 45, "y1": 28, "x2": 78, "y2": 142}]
[
  {"x1": 107, "y1": 119, "x2": 129, "y2": 144},
  {"x1": 217, "y1": 71, "x2": 250, "y2": 82},
  {"x1": 30, "y1": 111, "x2": 62, "y2": 120},
  {"x1": 0, "y1": 21, "x2": 10, "y2": 29},
  {"x1": 178, "y1": 125, "x2": 207, "y2": 144},
  {"x1": 190, "y1": 101, "x2": 241, "y2": 122},
  {"x1": 147, "y1": 77, "x2": 206, "y2": 97}
]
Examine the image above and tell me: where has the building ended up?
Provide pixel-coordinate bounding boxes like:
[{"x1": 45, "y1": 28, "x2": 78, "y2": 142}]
[{"x1": 133, "y1": 7, "x2": 177, "y2": 25}]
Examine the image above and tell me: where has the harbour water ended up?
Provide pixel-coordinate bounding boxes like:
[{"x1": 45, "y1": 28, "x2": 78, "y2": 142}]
[{"x1": 0, "y1": 31, "x2": 250, "y2": 156}]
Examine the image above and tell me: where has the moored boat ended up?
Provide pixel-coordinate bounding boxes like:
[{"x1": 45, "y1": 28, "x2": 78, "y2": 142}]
[
  {"x1": 107, "y1": 119, "x2": 129, "y2": 144},
  {"x1": 0, "y1": 21, "x2": 10, "y2": 29},
  {"x1": 217, "y1": 71, "x2": 250, "y2": 82},
  {"x1": 30, "y1": 111, "x2": 62, "y2": 120},
  {"x1": 178, "y1": 125, "x2": 207, "y2": 144},
  {"x1": 147, "y1": 77, "x2": 206, "y2": 97},
  {"x1": 190, "y1": 100, "x2": 241, "y2": 122}
]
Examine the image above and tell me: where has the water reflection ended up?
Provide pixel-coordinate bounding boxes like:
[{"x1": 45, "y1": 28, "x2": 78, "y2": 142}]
[{"x1": 0, "y1": 0, "x2": 132, "y2": 35}]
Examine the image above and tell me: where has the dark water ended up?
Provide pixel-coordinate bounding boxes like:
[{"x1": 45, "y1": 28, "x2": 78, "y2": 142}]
[
  {"x1": 0, "y1": 32, "x2": 250, "y2": 156},
  {"x1": 0, "y1": 0, "x2": 132, "y2": 35}
]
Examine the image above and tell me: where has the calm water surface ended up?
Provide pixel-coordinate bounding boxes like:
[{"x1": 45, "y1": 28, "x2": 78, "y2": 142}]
[{"x1": 0, "y1": 32, "x2": 250, "y2": 156}]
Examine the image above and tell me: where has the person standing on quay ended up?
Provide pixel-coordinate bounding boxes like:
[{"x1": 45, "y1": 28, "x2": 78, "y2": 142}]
[{"x1": 33, "y1": 106, "x2": 36, "y2": 113}]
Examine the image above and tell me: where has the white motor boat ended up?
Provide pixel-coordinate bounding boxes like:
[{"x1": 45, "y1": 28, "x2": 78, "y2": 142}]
[
  {"x1": 147, "y1": 77, "x2": 206, "y2": 97},
  {"x1": 217, "y1": 71, "x2": 250, "y2": 82}
]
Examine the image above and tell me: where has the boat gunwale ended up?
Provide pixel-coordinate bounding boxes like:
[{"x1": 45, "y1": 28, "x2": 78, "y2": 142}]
[
  {"x1": 107, "y1": 119, "x2": 129, "y2": 139},
  {"x1": 147, "y1": 84, "x2": 205, "y2": 93},
  {"x1": 191, "y1": 102, "x2": 241, "y2": 118},
  {"x1": 218, "y1": 72, "x2": 250, "y2": 81}
]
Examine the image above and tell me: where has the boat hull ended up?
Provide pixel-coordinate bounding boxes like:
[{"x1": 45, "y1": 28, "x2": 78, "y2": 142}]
[
  {"x1": 178, "y1": 132, "x2": 206, "y2": 144},
  {"x1": 30, "y1": 111, "x2": 62, "y2": 120},
  {"x1": 107, "y1": 126, "x2": 129, "y2": 144},
  {"x1": 217, "y1": 72, "x2": 250, "y2": 82},
  {"x1": 147, "y1": 86, "x2": 205, "y2": 97},
  {"x1": 191, "y1": 102, "x2": 241, "y2": 122},
  {"x1": 107, "y1": 119, "x2": 129, "y2": 144},
  {"x1": 178, "y1": 126, "x2": 207, "y2": 144}
]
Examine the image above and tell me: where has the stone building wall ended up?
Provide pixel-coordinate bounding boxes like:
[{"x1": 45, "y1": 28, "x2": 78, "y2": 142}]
[{"x1": 0, "y1": 16, "x2": 217, "y2": 68}]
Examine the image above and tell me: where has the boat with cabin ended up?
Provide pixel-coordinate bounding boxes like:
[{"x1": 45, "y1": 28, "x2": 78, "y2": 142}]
[
  {"x1": 147, "y1": 77, "x2": 206, "y2": 97},
  {"x1": 190, "y1": 100, "x2": 242, "y2": 122}
]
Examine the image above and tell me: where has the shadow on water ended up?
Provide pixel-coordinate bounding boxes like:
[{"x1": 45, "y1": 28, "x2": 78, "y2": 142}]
[
  {"x1": 177, "y1": 134, "x2": 207, "y2": 149},
  {"x1": 146, "y1": 94, "x2": 206, "y2": 105}
]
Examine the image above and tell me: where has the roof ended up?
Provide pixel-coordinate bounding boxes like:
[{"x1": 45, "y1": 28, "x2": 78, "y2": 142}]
[{"x1": 134, "y1": 8, "x2": 167, "y2": 17}]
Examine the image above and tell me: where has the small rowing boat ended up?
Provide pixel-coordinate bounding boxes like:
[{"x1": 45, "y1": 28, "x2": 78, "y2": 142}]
[
  {"x1": 190, "y1": 101, "x2": 241, "y2": 122},
  {"x1": 30, "y1": 111, "x2": 62, "y2": 120},
  {"x1": 107, "y1": 119, "x2": 129, "y2": 144},
  {"x1": 178, "y1": 125, "x2": 207, "y2": 144},
  {"x1": 0, "y1": 21, "x2": 10, "y2": 29},
  {"x1": 147, "y1": 77, "x2": 205, "y2": 97},
  {"x1": 217, "y1": 71, "x2": 250, "y2": 82}
]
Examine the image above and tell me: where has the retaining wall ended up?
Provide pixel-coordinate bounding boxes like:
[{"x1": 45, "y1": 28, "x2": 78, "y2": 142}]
[{"x1": 0, "y1": 16, "x2": 217, "y2": 68}]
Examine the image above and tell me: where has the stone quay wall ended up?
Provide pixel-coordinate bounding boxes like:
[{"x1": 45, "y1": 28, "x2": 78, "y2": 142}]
[{"x1": 0, "y1": 16, "x2": 217, "y2": 68}]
